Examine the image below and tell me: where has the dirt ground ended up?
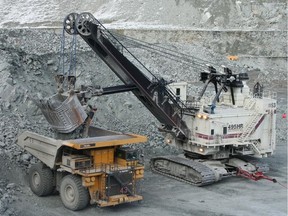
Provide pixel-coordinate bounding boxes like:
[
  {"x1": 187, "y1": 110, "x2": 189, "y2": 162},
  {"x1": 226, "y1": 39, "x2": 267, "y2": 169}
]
[{"x1": 2, "y1": 134, "x2": 287, "y2": 216}]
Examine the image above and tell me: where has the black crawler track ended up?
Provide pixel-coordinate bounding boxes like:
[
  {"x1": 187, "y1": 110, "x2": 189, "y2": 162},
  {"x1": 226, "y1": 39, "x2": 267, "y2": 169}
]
[{"x1": 150, "y1": 156, "x2": 217, "y2": 186}]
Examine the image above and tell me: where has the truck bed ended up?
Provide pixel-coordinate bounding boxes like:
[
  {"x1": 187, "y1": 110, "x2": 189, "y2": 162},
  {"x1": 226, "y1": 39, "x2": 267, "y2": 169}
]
[{"x1": 17, "y1": 126, "x2": 147, "y2": 169}]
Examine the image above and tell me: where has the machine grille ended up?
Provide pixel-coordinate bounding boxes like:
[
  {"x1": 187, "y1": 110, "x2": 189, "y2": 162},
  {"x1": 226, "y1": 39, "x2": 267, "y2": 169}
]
[{"x1": 106, "y1": 169, "x2": 134, "y2": 197}]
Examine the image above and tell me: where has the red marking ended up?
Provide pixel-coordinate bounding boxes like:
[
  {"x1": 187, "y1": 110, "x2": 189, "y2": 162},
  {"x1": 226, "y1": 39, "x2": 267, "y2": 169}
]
[
  {"x1": 195, "y1": 133, "x2": 213, "y2": 140},
  {"x1": 237, "y1": 168, "x2": 276, "y2": 183},
  {"x1": 223, "y1": 133, "x2": 242, "y2": 139},
  {"x1": 252, "y1": 115, "x2": 265, "y2": 133},
  {"x1": 195, "y1": 133, "x2": 241, "y2": 140},
  {"x1": 196, "y1": 115, "x2": 265, "y2": 140},
  {"x1": 282, "y1": 113, "x2": 287, "y2": 119},
  {"x1": 120, "y1": 187, "x2": 128, "y2": 194}
]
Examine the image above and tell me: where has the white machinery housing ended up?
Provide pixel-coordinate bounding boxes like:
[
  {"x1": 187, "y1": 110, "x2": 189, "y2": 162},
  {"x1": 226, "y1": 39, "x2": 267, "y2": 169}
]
[{"x1": 168, "y1": 78, "x2": 276, "y2": 160}]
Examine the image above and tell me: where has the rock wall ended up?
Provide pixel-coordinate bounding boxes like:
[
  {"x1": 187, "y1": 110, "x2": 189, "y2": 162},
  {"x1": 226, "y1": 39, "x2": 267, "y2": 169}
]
[
  {"x1": 117, "y1": 29, "x2": 287, "y2": 57},
  {"x1": 0, "y1": 0, "x2": 287, "y2": 30}
]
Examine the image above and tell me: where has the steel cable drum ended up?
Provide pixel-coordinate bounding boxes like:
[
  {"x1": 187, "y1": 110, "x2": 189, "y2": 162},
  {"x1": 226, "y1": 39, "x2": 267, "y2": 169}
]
[{"x1": 34, "y1": 92, "x2": 87, "y2": 133}]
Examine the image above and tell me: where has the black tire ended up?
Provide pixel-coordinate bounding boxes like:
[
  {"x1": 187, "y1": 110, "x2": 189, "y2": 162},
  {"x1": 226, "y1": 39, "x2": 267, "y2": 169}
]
[
  {"x1": 28, "y1": 162, "x2": 54, "y2": 196},
  {"x1": 60, "y1": 175, "x2": 90, "y2": 211}
]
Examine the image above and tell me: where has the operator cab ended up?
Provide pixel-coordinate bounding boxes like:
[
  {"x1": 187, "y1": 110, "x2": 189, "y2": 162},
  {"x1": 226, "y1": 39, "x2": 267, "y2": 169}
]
[{"x1": 116, "y1": 147, "x2": 141, "y2": 161}]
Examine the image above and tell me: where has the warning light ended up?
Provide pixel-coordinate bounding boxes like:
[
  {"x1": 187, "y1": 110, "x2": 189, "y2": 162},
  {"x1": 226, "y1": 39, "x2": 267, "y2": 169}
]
[
  {"x1": 197, "y1": 114, "x2": 209, "y2": 120},
  {"x1": 203, "y1": 115, "x2": 209, "y2": 120},
  {"x1": 166, "y1": 139, "x2": 172, "y2": 144},
  {"x1": 227, "y1": 56, "x2": 239, "y2": 61}
]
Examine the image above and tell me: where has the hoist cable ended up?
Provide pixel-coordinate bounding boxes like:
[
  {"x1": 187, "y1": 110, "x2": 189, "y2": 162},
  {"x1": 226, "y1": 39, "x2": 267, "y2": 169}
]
[
  {"x1": 112, "y1": 31, "x2": 241, "y2": 73},
  {"x1": 121, "y1": 46, "x2": 204, "y2": 73},
  {"x1": 95, "y1": 19, "x2": 158, "y2": 80},
  {"x1": 58, "y1": 27, "x2": 66, "y2": 75},
  {"x1": 113, "y1": 32, "x2": 212, "y2": 67},
  {"x1": 68, "y1": 33, "x2": 77, "y2": 76},
  {"x1": 117, "y1": 35, "x2": 206, "y2": 71}
]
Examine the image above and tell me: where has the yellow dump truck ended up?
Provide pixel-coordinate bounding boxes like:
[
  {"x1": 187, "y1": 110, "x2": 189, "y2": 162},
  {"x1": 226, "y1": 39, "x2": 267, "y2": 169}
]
[{"x1": 17, "y1": 126, "x2": 146, "y2": 211}]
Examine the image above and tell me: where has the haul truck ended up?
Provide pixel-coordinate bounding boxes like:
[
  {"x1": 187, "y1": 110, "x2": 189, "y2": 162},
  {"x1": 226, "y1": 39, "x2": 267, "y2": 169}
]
[{"x1": 18, "y1": 124, "x2": 146, "y2": 211}]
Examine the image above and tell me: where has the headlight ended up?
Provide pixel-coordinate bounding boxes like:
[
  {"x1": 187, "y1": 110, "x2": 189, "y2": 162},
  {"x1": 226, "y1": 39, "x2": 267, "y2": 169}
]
[
  {"x1": 197, "y1": 114, "x2": 209, "y2": 120},
  {"x1": 203, "y1": 115, "x2": 208, "y2": 120},
  {"x1": 166, "y1": 139, "x2": 172, "y2": 144}
]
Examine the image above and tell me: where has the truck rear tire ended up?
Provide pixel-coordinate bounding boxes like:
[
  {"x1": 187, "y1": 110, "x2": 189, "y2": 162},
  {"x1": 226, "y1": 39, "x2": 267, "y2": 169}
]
[
  {"x1": 60, "y1": 174, "x2": 89, "y2": 211},
  {"x1": 28, "y1": 162, "x2": 54, "y2": 196}
]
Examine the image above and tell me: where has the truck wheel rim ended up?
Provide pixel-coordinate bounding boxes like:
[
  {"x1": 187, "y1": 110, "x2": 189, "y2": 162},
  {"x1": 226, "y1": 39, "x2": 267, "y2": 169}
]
[
  {"x1": 64, "y1": 185, "x2": 75, "y2": 202},
  {"x1": 32, "y1": 172, "x2": 40, "y2": 188}
]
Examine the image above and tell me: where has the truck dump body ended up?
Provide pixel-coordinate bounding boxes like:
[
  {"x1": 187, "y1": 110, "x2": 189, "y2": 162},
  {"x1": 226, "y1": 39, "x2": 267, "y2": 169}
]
[{"x1": 17, "y1": 126, "x2": 146, "y2": 169}]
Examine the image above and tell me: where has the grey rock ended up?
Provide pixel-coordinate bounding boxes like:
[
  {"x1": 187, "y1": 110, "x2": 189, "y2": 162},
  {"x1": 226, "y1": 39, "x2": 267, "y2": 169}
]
[
  {"x1": 0, "y1": 141, "x2": 5, "y2": 147},
  {"x1": 21, "y1": 153, "x2": 30, "y2": 161},
  {"x1": 47, "y1": 59, "x2": 54, "y2": 65},
  {"x1": 6, "y1": 78, "x2": 13, "y2": 86},
  {"x1": 6, "y1": 183, "x2": 16, "y2": 190},
  {"x1": 0, "y1": 200, "x2": 7, "y2": 214}
]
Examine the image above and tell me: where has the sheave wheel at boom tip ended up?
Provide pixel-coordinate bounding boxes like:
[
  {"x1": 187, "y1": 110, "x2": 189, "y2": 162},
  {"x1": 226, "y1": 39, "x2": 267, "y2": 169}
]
[
  {"x1": 76, "y1": 12, "x2": 96, "y2": 36},
  {"x1": 63, "y1": 12, "x2": 79, "y2": 35}
]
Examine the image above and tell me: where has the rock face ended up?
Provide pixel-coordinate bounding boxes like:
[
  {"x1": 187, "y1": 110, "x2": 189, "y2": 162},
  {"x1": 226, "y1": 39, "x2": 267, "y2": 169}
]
[{"x1": 0, "y1": 0, "x2": 286, "y2": 30}]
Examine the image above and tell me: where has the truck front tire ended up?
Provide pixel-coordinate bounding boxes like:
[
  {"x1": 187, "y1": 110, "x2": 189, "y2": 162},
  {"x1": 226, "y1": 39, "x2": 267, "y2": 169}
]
[
  {"x1": 28, "y1": 162, "x2": 54, "y2": 196},
  {"x1": 60, "y1": 174, "x2": 89, "y2": 211}
]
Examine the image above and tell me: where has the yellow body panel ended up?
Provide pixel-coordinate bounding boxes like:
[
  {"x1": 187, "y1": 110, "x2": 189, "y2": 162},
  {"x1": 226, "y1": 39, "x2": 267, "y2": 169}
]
[
  {"x1": 90, "y1": 148, "x2": 114, "y2": 165},
  {"x1": 63, "y1": 134, "x2": 147, "y2": 150},
  {"x1": 97, "y1": 195, "x2": 143, "y2": 207},
  {"x1": 116, "y1": 158, "x2": 138, "y2": 167}
]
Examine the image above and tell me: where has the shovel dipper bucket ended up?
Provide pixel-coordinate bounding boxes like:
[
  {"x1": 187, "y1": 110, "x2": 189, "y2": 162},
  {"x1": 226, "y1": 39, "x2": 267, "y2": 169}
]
[{"x1": 34, "y1": 92, "x2": 87, "y2": 133}]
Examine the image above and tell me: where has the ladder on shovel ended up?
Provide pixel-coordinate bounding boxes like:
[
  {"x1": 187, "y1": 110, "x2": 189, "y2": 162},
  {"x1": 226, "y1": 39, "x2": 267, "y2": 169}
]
[{"x1": 238, "y1": 113, "x2": 265, "y2": 143}]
